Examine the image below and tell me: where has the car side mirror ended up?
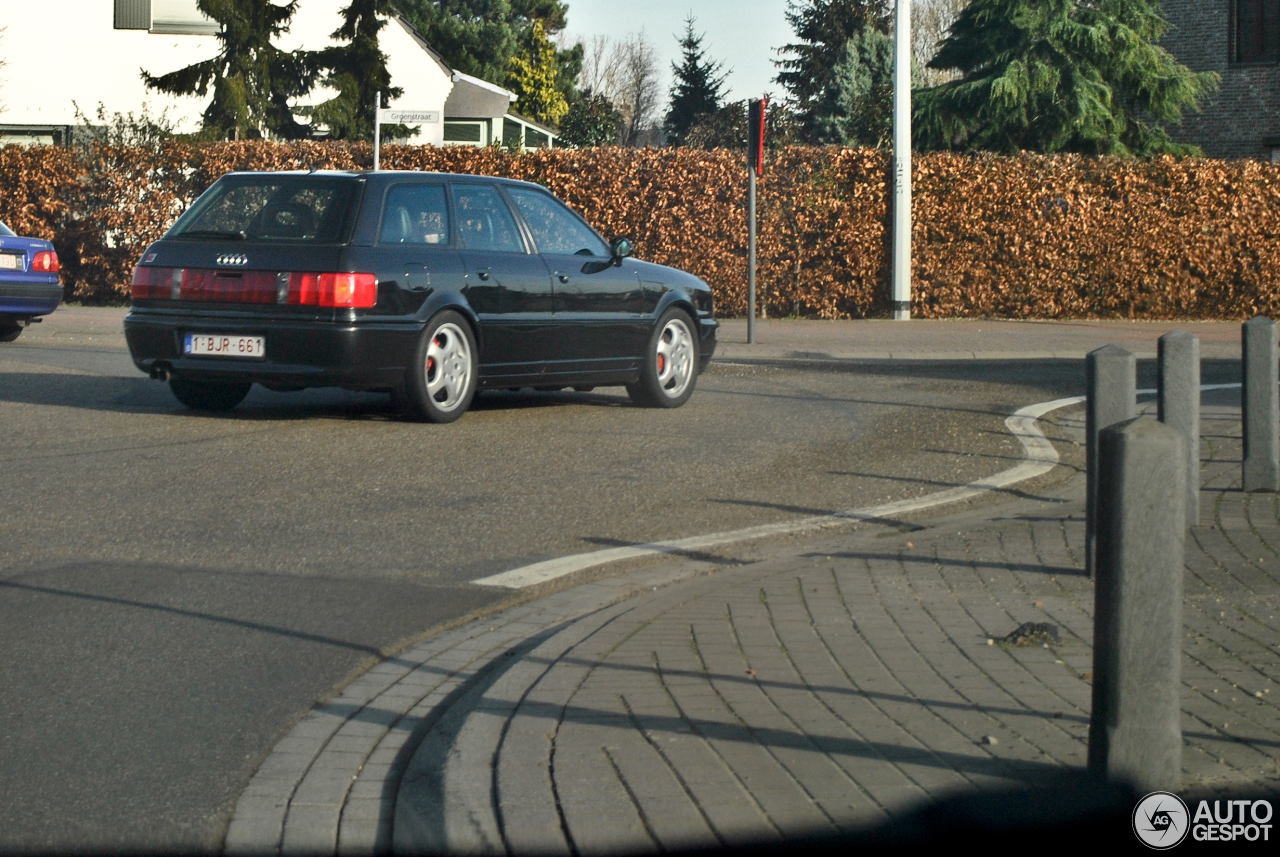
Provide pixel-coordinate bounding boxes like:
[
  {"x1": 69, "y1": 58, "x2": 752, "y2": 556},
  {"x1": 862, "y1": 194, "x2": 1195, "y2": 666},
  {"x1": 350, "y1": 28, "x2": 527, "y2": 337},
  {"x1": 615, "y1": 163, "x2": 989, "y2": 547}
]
[{"x1": 610, "y1": 237, "x2": 634, "y2": 265}]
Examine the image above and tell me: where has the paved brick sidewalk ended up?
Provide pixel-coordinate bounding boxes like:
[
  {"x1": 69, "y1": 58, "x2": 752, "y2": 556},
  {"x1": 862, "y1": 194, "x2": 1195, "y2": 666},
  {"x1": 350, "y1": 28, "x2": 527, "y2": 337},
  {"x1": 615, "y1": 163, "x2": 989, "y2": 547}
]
[{"x1": 225, "y1": 401, "x2": 1279, "y2": 856}]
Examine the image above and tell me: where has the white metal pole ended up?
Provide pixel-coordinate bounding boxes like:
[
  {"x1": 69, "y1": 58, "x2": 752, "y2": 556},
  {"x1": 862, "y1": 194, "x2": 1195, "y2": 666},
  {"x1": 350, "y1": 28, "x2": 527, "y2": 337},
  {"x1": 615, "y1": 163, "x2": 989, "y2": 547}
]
[
  {"x1": 892, "y1": 0, "x2": 912, "y2": 321},
  {"x1": 748, "y1": 160, "x2": 756, "y2": 345},
  {"x1": 373, "y1": 108, "x2": 381, "y2": 172}
]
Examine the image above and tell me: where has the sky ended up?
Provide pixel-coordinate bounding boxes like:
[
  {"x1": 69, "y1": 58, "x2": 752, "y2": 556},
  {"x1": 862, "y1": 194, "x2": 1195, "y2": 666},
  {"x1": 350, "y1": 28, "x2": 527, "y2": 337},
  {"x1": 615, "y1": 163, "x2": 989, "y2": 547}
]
[{"x1": 561, "y1": 0, "x2": 793, "y2": 103}]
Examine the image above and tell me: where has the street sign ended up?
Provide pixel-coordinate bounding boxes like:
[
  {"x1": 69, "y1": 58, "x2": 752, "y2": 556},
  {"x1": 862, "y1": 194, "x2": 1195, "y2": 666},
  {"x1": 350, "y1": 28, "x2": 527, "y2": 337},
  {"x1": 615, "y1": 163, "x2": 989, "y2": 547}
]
[
  {"x1": 373, "y1": 109, "x2": 442, "y2": 171},
  {"x1": 379, "y1": 110, "x2": 440, "y2": 124}
]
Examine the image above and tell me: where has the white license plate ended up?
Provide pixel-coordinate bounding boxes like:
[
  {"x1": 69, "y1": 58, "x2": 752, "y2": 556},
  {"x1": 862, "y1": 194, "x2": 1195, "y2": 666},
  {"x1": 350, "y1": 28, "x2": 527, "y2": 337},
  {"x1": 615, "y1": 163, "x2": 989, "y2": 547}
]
[
  {"x1": 0, "y1": 254, "x2": 20, "y2": 270},
  {"x1": 184, "y1": 334, "x2": 265, "y2": 358}
]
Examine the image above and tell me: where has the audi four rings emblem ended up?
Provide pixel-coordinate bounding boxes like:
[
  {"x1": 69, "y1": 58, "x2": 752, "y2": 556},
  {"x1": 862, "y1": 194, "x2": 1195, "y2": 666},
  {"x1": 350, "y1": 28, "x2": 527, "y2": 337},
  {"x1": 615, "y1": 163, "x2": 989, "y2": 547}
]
[{"x1": 216, "y1": 253, "x2": 249, "y2": 267}]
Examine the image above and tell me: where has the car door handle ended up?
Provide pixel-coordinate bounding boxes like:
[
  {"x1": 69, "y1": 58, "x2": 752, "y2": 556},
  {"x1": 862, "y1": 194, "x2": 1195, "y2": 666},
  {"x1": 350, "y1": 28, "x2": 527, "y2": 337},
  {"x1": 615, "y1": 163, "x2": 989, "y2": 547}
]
[
  {"x1": 476, "y1": 269, "x2": 491, "y2": 281},
  {"x1": 555, "y1": 272, "x2": 569, "y2": 284}
]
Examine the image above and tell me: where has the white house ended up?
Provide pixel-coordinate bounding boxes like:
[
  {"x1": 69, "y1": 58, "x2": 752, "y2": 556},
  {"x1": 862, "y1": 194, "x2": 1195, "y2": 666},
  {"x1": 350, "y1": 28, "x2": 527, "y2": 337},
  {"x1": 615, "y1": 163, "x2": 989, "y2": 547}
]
[{"x1": 0, "y1": 0, "x2": 556, "y2": 148}]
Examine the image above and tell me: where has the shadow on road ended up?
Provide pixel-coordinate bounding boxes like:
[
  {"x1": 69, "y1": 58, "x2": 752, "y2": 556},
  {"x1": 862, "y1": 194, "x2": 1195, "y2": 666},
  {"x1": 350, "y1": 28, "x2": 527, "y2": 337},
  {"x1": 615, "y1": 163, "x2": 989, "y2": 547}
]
[{"x1": 0, "y1": 372, "x2": 638, "y2": 419}]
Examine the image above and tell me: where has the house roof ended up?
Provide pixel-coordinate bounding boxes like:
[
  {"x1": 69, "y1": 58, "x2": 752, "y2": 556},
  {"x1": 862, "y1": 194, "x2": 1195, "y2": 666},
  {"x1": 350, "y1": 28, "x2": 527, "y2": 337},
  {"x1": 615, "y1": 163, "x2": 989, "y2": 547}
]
[
  {"x1": 445, "y1": 70, "x2": 518, "y2": 119},
  {"x1": 393, "y1": 14, "x2": 519, "y2": 122},
  {"x1": 391, "y1": 14, "x2": 453, "y2": 75}
]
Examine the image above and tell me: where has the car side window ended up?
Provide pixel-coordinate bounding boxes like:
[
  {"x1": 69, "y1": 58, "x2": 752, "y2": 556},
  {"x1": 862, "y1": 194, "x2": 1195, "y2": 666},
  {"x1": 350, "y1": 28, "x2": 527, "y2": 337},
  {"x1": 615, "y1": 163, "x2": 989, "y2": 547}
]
[
  {"x1": 379, "y1": 184, "x2": 450, "y2": 245},
  {"x1": 452, "y1": 184, "x2": 526, "y2": 254},
  {"x1": 506, "y1": 187, "x2": 609, "y2": 256}
]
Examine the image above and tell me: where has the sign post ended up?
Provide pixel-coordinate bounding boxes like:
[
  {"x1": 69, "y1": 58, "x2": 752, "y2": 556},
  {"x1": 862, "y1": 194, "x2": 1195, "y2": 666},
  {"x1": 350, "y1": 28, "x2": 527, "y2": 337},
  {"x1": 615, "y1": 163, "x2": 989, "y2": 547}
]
[
  {"x1": 892, "y1": 0, "x2": 912, "y2": 320},
  {"x1": 747, "y1": 97, "x2": 766, "y2": 345},
  {"x1": 373, "y1": 108, "x2": 441, "y2": 172}
]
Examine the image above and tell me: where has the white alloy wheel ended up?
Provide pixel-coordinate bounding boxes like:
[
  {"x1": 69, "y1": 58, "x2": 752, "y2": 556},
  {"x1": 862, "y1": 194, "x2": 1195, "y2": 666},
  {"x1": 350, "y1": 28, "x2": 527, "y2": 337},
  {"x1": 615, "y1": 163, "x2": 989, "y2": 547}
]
[
  {"x1": 425, "y1": 322, "x2": 473, "y2": 412},
  {"x1": 655, "y1": 317, "x2": 695, "y2": 399}
]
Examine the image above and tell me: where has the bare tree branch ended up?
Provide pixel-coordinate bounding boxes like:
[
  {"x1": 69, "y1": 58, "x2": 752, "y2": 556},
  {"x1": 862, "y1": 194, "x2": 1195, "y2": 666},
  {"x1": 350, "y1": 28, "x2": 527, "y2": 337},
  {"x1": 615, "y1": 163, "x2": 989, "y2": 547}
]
[
  {"x1": 912, "y1": 0, "x2": 967, "y2": 87},
  {"x1": 612, "y1": 31, "x2": 660, "y2": 146},
  {"x1": 576, "y1": 34, "x2": 620, "y2": 96}
]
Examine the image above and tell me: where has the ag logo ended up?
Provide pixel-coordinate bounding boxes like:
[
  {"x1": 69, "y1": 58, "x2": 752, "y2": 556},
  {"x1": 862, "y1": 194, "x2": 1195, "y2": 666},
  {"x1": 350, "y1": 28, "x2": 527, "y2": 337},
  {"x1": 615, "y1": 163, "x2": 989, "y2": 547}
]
[
  {"x1": 1134, "y1": 791, "x2": 1190, "y2": 849},
  {"x1": 216, "y1": 253, "x2": 249, "y2": 267}
]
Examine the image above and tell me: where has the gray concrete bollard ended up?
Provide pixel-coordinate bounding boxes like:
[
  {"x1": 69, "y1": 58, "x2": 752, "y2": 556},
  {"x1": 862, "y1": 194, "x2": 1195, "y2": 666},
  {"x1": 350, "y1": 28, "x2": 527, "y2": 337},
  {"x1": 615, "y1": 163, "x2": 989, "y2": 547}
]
[
  {"x1": 1242, "y1": 316, "x2": 1280, "y2": 492},
  {"x1": 1086, "y1": 345, "x2": 1136, "y2": 578},
  {"x1": 1158, "y1": 330, "x2": 1201, "y2": 527},
  {"x1": 1087, "y1": 416, "x2": 1185, "y2": 792}
]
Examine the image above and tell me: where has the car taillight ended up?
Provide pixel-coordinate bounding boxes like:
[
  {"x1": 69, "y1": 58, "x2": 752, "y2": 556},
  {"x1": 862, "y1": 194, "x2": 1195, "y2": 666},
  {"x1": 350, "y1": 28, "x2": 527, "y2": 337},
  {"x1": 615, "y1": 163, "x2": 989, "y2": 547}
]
[
  {"x1": 130, "y1": 267, "x2": 377, "y2": 307},
  {"x1": 286, "y1": 272, "x2": 319, "y2": 305},
  {"x1": 131, "y1": 266, "x2": 179, "y2": 300},
  {"x1": 318, "y1": 273, "x2": 377, "y2": 308},
  {"x1": 31, "y1": 250, "x2": 59, "y2": 272}
]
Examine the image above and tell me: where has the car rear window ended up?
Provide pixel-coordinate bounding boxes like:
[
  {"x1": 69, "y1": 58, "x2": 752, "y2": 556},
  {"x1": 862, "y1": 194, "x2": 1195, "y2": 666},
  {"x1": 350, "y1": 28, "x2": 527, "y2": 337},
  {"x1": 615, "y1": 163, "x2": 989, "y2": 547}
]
[
  {"x1": 169, "y1": 176, "x2": 359, "y2": 243},
  {"x1": 0, "y1": 222, "x2": 15, "y2": 237}
]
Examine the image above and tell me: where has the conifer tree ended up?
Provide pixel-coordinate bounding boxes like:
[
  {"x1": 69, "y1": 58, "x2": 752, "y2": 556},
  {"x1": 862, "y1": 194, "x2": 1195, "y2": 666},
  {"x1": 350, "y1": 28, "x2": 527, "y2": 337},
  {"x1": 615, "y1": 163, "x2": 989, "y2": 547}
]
[
  {"x1": 774, "y1": 0, "x2": 890, "y2": 141},
  {"x1": 507, "y1": 20, "x2": 569, "y2": 127},
  {"x1": 304, "y1": 0, "x2": 404, "y2": 140},
  {"x1": 812, "y1": 27, "x2": 896, "y2": 147},
  {"x1": 663, "y1": 17, "x2": 728, "y2": 146},
  {"x1": 915, "y1": 0, "x2": 1219, "y2": 156},
  {"x1": 142, "y1": 0, "x2": 318, "y2": 140}
]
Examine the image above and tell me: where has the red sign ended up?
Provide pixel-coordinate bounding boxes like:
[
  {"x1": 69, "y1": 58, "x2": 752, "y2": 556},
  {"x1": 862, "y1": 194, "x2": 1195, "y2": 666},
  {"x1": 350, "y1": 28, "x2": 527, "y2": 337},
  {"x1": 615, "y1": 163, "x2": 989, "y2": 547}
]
[{"x1": 748, "y1": 98, "x2": 766, "y2": 178}]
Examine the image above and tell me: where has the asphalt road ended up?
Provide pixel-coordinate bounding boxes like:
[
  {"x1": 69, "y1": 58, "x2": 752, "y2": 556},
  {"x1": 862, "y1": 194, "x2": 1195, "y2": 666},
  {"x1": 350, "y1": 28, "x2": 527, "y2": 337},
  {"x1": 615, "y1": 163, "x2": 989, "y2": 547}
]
[{"x1": 0, "y1": 310, "x2": 1201, "y2": 851}]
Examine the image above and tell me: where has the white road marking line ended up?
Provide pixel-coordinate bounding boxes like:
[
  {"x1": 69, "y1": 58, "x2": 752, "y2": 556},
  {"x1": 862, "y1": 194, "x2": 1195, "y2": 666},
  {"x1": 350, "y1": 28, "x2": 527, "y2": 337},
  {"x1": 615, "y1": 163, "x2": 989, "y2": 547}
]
[{"x1": 474, "y1": 383, "x2": 1242, "y2": 590}]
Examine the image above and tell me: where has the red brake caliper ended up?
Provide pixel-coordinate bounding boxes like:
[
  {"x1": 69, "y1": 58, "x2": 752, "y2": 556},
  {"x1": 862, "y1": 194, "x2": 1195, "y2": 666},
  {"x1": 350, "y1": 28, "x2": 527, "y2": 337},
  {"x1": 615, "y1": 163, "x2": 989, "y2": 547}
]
[{"x1": 657, "y1": 354, "x2": 666, "y2": 374}]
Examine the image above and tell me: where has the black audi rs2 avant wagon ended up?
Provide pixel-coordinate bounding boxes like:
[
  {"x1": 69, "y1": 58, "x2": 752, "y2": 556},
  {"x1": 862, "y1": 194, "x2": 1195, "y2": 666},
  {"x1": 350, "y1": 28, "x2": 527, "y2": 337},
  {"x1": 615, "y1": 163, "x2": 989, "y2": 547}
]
[{"x1": 124, "y1": 171, "x2": 718, "y2": 422}]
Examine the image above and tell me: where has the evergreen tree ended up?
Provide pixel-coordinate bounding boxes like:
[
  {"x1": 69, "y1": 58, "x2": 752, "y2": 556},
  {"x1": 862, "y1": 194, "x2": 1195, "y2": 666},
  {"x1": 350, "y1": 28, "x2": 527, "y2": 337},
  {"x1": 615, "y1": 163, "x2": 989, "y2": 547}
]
[
  {"x1": 507, "y1": 20, "x2": 569, "y2": 127},
  {"x1": 303, "y1": 0, "x2": 404, "y2": 140},
  {"x1": 142, "y1": 0, "x2": 319, "y2": 140},
  {"x1": 391, "y1": 1, "x2": 581, "y2": 105},
  {"x1": 812, "y1": 27, "x2": 896, "y2": 147},
  {"x1": 774, "y1": 0, "x2": 890, "y2": 140},
  {"x1": 558, "y1": 90, "x2": 623, "y2": 147},
  {"x1": 915, "y1": 0, "x2": 1219, "y2": 156},
  {"x1": 663, "y1": 16, "x2": 728, "y2": 146}
]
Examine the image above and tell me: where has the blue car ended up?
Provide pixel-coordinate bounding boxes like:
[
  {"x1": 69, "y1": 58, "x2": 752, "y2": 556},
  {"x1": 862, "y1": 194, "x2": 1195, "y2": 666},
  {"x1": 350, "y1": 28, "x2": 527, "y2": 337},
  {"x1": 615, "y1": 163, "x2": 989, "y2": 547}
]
[{"x1": 0, "y1": 220, "x2": 61, "y2": 341}]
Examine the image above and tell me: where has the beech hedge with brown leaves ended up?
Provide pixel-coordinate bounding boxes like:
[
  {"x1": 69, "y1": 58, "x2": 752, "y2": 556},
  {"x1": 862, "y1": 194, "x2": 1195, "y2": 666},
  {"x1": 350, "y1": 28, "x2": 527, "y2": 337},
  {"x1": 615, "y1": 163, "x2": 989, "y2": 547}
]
[{"x1": 2, "y1": 141, "x2": 1276, "y2": 318}]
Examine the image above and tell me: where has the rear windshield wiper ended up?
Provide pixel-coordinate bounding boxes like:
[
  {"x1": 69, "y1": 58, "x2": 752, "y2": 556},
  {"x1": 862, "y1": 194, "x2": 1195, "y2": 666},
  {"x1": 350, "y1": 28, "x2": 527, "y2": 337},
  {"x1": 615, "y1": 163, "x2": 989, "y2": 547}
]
[{"x1": 175, "y1": 229, "x2": 247, "y2": 240}]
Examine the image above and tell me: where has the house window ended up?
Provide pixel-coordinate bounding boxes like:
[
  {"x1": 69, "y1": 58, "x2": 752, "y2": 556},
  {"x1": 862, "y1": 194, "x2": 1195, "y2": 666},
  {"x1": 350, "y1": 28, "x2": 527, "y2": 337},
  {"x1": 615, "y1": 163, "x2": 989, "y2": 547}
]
[
  {"x1": 502, "y1": 118, "x2": 523, "y2": 148},
  {"x1": 443, "y1": 122, "x2": 485, "y2": 144},
  {"x1": 1235, "y1": 0, "x2": 1280, "y2": 63},
  {"x1": 524, "y1": 128, "x2": 550, "y2": 149},
  {"x1": 114, "y1": 0, "x2": 150, "y2": 30}
]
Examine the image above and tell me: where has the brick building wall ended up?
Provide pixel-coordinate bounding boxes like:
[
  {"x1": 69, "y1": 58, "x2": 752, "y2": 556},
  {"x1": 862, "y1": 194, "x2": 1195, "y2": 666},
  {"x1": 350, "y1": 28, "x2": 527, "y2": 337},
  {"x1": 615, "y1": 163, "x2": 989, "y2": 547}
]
[{"x1": 1162, "y1": 1, "x2": 1280, "y2": 161}]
